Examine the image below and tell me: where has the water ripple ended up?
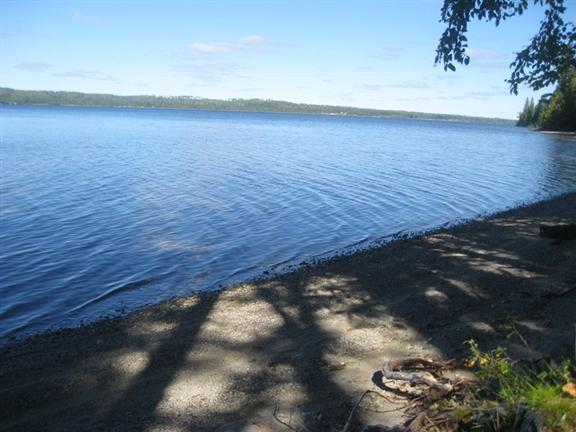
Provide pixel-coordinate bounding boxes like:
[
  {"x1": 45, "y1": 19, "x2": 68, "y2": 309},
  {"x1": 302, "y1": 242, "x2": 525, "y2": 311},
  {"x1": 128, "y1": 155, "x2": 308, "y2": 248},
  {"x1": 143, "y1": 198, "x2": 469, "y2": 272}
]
[{"x1": 1, "y1": 106, "x2": 575, "y2": 342}]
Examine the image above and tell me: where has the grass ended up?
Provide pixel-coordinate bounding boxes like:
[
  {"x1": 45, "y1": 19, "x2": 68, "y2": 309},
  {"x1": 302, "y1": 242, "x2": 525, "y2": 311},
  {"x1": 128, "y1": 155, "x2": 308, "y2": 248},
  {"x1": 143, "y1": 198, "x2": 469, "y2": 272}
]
[{"x1": 463, "y1": 340, "x2": 576, "y2": 431}]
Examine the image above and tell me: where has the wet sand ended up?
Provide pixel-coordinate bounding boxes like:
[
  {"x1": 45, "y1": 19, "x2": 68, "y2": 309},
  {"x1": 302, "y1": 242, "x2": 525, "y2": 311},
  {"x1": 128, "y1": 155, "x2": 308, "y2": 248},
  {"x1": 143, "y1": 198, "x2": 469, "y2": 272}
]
[{"x1": 1, "y1": 193, "x2": 575, "y2": 431}]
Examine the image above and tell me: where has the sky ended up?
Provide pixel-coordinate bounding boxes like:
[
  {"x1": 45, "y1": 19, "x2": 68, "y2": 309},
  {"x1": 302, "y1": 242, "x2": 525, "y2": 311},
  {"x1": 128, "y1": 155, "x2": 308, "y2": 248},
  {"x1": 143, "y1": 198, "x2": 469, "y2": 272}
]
[{"x1": 1, "y1": 0, "x2": 575, "y2": 119}]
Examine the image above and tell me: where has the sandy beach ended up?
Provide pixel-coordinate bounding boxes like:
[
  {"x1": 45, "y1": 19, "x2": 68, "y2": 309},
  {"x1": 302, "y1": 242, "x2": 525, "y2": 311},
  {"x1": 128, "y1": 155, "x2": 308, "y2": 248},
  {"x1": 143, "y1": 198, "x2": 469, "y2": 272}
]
[{"x1": 1, "y1": 193, "x2": 575, "y2": 431}]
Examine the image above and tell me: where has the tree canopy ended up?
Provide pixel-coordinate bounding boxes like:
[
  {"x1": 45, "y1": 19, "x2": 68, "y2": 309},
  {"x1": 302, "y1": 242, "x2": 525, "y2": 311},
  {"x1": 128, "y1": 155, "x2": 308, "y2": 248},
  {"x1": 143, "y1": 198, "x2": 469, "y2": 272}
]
[
  {"x1": 435, "y1": 0, "x2": 576, "y2": 94},
  {"x1": 515, "y1": 67, "x2": 575, "y2": 130}
]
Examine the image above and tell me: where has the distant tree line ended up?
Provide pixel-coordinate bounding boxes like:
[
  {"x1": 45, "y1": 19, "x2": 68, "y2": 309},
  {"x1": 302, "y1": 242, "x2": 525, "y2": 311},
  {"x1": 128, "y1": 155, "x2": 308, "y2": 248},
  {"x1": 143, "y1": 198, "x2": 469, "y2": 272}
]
[
  {"x1": 517, "y1": 68, "x2": 576, "y2": 131},
  {"x1": 0, "y1": 87, "x2": 513, "y2": 124}
]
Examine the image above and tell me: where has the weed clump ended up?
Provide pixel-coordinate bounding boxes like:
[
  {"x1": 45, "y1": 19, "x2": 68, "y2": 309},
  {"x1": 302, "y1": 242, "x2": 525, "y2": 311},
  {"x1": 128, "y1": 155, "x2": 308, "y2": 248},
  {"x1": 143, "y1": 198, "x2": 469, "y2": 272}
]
[{"x1": 462, "y1": 340, "x2": 576, "y2": 431}]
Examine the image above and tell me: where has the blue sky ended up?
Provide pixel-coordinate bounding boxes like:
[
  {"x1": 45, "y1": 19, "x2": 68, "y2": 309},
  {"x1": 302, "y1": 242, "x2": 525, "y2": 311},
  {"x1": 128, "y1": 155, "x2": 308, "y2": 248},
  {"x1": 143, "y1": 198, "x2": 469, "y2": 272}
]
[{"x1": 2, "y1": 1, "x2": 574, "y2": 118}]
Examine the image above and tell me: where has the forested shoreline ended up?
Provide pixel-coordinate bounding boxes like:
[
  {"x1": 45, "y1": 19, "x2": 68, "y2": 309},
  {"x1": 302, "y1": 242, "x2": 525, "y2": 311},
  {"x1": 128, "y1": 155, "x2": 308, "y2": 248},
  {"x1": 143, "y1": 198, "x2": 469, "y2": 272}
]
[
  {"x1": 0, "y1": 87, "x2": 513, "y2": 124},
  {"x1": 517, "y1": 68, "x2": 576, "y2": 131}
]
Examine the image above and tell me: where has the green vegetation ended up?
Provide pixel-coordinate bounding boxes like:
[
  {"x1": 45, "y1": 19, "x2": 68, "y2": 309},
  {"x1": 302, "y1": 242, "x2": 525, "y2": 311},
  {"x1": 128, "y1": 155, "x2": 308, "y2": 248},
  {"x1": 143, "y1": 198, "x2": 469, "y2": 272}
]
[
  {"x1": 0, "y1": 87, "x2": 513, "y2": 124},
  {"x1": 517, "y1": 68, "x2": 576, "y2": 131},
  {"x1": 461, "y1": 340, "x2": 576, "y2": 431},
  {"x1": 436, "y1": 0, "x2": 575, "y2": 95},
  {"x1": 436, "y1": 1, "x2": 575, "y2": 132}
]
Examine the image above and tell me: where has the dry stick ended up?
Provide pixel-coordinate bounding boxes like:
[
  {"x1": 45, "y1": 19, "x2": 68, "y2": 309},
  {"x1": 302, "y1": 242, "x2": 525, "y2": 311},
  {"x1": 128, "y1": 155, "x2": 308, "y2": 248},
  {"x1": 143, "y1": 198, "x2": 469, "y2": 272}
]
[
  {"x1": 367, "y1": 389, "x2": 408, "y2": 405},
  {"x1": 355, "y1": 390, "x2": 409, "y2": 414},
  {"x1": 424, "y1": 416, "x2": 437, "y2": 432},
  {"x1": 340, "y1": 390, "x2": 370, "y2": 432},
  {"x1": 387, "y1": 358, "x2": 456, "y2": 371},
  {"x1": 361, "y1": 405, "x2": 408, "y2": 414},
  {"x1": 407, "y1": 412, "x2": 427, "y2": 431},
  {"x1": 424, "y1": 416, "x2": 451, "y2": 432},
  {"x1": 546, "y1": 285, "x2": 576, "y2": 298},
  {"x1": 509, "y1": 321, "x2": 530, "y2": 348},
  {"x1": 273, "y1": 401, "x2": 311, "y2": 432}
]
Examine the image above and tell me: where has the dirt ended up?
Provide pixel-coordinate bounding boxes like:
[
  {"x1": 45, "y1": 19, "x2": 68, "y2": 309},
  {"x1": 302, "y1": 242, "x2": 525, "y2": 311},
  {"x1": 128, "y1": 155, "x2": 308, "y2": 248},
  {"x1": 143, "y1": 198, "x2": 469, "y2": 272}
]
[{"x1": 0, "y1": 193, "x2": 575, "y2": 432}]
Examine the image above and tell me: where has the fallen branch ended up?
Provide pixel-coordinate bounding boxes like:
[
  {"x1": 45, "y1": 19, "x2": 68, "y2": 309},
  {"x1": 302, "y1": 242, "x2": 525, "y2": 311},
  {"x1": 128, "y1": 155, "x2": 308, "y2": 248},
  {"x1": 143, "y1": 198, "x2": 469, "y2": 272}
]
[
  {"x1": 273, "y1": 401, "x2": 311, "y2": 432},
  {"x1": 382, "y1": 361, "x2": 454, "y2": 394},
  {"x1": 386, "y1": 358, "x2": 457, "y2": 372},
  {"x1": 341, "y1": 390, "x2": 370, "y2": 432}
]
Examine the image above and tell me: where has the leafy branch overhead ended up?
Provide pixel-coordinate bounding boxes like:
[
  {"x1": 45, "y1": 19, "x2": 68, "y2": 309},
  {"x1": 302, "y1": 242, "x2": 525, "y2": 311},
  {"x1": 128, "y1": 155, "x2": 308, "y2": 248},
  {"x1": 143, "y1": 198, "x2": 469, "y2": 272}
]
[{"x1": 435, "y1": 0, "x2": 576, "y2": 94}]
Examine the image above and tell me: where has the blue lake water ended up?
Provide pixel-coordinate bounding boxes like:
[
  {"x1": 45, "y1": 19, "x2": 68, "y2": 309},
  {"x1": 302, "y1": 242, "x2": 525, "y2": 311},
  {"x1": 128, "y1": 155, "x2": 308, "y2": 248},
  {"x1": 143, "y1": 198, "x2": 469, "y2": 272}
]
[{"x1": 1, "y1": 105, "x2": 575, "y2": 342}]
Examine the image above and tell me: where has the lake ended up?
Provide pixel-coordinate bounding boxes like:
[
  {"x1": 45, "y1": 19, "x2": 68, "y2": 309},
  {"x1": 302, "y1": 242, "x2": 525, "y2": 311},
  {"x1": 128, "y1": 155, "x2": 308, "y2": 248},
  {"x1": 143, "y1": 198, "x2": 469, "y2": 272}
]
[{"x1": 1, "y1": 105, "x2": 575, "y2": 343}]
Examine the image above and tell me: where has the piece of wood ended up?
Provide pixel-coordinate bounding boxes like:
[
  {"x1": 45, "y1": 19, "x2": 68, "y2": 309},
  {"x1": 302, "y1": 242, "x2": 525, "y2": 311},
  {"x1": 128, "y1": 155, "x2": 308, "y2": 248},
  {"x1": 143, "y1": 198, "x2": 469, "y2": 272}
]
[
  {"x1": 386, "y1": 358, "x2": 457, "y2": 371},
  {"x1": 382, "y1": 361, "x2": 454, "y2": 393}
]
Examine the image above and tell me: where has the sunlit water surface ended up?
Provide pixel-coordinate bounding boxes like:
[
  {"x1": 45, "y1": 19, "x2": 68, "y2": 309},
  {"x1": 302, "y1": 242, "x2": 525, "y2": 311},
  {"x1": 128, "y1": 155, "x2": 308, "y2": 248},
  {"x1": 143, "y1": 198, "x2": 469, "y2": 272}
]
[{"x1": 1, "y1": 105, "x2": 575, "y2": 342}]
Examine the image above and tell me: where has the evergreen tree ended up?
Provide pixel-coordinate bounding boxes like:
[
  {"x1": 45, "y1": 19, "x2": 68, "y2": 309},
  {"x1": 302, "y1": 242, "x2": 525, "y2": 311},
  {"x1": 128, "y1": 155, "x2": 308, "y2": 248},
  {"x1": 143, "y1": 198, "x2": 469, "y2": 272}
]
[
  {"x1": 539, "y1": 68, "x2": 576, "y2": 131},
  {"x1": 528, "y1": 97, "x2": 536, "y2": 125},
  {"x1": 517, "y1": 98, "x2": 533, "y2": 126}
]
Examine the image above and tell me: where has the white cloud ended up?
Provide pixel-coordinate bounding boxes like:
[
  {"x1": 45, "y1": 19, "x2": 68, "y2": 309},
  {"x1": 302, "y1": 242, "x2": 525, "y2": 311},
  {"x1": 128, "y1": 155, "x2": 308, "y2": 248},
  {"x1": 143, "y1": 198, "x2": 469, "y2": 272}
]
[
  {"x1": 51, "y1": 68, "x2": 121, "y2": 83},
  {"x1": 52, "y1": 69, "x2": 100, "y2": 78},
  {"x1": 189, "y1": 43, "x2": 231, "y2": 54},
  {"x1": 368, "y1": 47, "x2": 401, "y2": 61},
  {"x1": 437, "y1": 91, "x2": 501, "y2": 101},
  {"x1": 174, "y1": 60, "x2": 240, "y2": 83},
  {"x1": 239, "y1": 35, "x2": 266, "y2": 45},
  {"x1": 466, "y1": 48, "x2": 501, "y2": 59},
  {"x1": 357, "y1": 81, "x2": 430, "y2": 90},
  {"x1": 14, "y1": 61, "x2": 52, "y2": 72},
  {"x1": 188, "y1": 35, "x2": 267, "y2": 55},
  {"x1": 464, "y1": 49, "x2": 507, "y2": 70}
]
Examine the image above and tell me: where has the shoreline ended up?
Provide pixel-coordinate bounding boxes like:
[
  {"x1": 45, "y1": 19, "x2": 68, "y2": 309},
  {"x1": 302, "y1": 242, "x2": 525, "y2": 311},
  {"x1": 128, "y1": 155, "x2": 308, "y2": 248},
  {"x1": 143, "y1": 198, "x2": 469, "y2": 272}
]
[
  {"x1": 3, "y1": 191, "x2": 570, "y2": 348},
  {"x1": 1, "y1": 100, "x2": 515, "y2": 124},
  {"x1": 1, "y1": 192, "x2": 575, "y2": 431}
]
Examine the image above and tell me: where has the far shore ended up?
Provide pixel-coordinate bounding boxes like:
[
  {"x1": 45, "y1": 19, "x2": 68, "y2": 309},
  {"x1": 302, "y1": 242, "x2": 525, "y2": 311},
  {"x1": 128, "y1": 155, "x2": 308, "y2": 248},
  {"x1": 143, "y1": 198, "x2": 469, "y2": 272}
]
[
  {"x1": 0, "y1": 87, "x2": 516, "y2": 124},
  {"x1": 1, "y1": 192, "x2": 575, "y2": 431}
]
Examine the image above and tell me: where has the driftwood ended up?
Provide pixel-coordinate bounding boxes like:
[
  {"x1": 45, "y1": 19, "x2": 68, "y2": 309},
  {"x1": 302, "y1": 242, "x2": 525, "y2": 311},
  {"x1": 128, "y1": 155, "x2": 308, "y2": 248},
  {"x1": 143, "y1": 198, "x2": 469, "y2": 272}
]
[
  {"x1": 380, "y1": 358, "x2": 457, "y2": 395},
  {"x1": 367, "y1": 358, "x2": 481, "y2": 431},
  {"x1": 386, "y1": 358, "x2": 457, "y2": 371}
]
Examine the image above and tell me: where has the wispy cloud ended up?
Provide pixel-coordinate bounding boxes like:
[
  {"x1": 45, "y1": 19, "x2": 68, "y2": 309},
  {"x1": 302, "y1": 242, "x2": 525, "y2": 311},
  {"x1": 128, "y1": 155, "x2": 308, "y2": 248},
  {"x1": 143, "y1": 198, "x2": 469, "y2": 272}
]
[
  {"x1": 464, "y1": 48, "x2": 507, "y2": 70},
  {"x1": 239, "y1": 35, "x2": 265, "y2": 45},
  {"x1": 396, "y1": 96, "x2": 433, "y2": 102},
  {"x1": 188, "y1": 43, "x2": 230, "y2": 54},
  {"x1": 188, "y1": 35, "x2": 267, "y2": 55},
  {"x1": 368, "y1": 47, "x2": 401, "y2": 61},
  {"x1": 52, "y1": 68, "x2": 100, "y2": 78},
  {"x1": 437, "y1": 91, "x2": 502, "y2": 101},
  {"x1": 13, "y1": 61, "x2": 131, "y2": 86},
  {"x1": 356, "y1": 84, "x2": 385, "y2": 91},
  {"x1": 51, "y1": 68, "x2": 120, "y2": 83},
  {"x1": 235, "y1": 87, "x2": 263, "y2": 93},
  {"x1": 435, "y1": 74, "x2": 462, "y2": 82},
  {"x1": 174, "y1": 60, "x2": 240, "y2": 83},
  {"x1": 72, "y1": 13, "x2": 108, "y2": 25},
  {"x1": 14, "y1": 61, "x2": 52, "y2": 72},
  {"x1": 466, "y1": 48, "x2": 500, "y2": 59},
  {"x1": 357, "y1": 81, "x2": 430, "y2": 91}
]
